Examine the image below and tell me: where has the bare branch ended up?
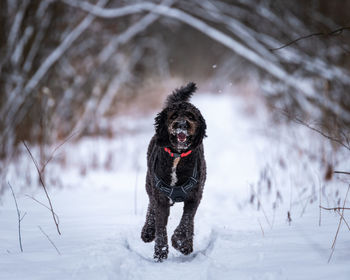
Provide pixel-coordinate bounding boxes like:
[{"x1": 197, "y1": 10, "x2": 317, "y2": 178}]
[
  {"x1": 25, "y1": 194, "x2": 60, "y2": 224},
  {"x1": 8, "y1": 182, "x2": 25, "y2": 252},
  {"x1": 42, "y1": 130, "x2": 79, "y2": 172},
  {"x1": 328, "y1": 185, "x2": 350, "y2": 263},
  {"x1": 319, "y1": 182, "x2": 322, "y2": 227},
  {"x1": 257, "y1": 218, "x2": 265, "y2": 237},
  {"x1": 11, "y1": 26, "x2": 33, "y2": 66},
  {"x1": 270, "y1": 26, "x2": 350, "y2": 51},
  {"x1": 249, "y1": 184, "x2": 272, "y2": 229},
  {"x1": 320, "y1": 206, "x2": 350, "y2": 211},
  {"x1": 20, "y1": 212, "x2": 27, "y2": 222},
  {"x1": 23, "y1": 0, "x2": 53, "y2": 73},
  {"x1": 287, "y1": 211, "x2": 292, "y2": 226},
  {"x1": 334, "y1": 171, "x2": 350, "y2": 176},
  {"x1": 24, "y1": 0, "x2": 107, "y2": 94},
  {"x1": 0, "y1": 0, "x2": 108, "y2": 144},
  {"x1": 279, "y1": 109, "x2": 350, "y2": 151},
  {"x1": 63, "y1": 1, "x2": 350, "y2": 122},
  {"x1": 336, "y1": 210, "x2": 350, "y2": 231},
  {"x1": 61, "y1": 0, "x2": 150, "y2": 18},
  {"x1": 38, "y1": 226, "x2": 61, "y2": 255},
  {"x1": 97, "y1": 0, "x2": 174, "y2": 64},
  {"x1": 328, "y1": 248, "x2": 335, "y2": 263},
  {"x1": 294, "y1": 117, "x2": 350, "y2": 151},
  {"x1": 76, "y1": 0, "x2": 174, "y2": 129},
  {"x1": 7, "y1": 0, "x2": 31, "y2": 52},
  {"x1": 339, "y1": 130, "x2": 350, "y2": 148},
  {"x1": 23, "y1": 141, "x2": 61, "y2": 235}
]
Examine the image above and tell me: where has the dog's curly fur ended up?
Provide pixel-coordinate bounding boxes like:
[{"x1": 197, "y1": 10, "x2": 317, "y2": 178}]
[{"x1": 141, "y1": 82, "x2": 207, "y2": 261}]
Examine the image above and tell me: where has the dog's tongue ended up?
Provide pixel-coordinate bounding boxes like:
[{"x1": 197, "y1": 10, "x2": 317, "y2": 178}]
[{"x1": 177, "y1": 132, "x2": 187, "y2": 142}]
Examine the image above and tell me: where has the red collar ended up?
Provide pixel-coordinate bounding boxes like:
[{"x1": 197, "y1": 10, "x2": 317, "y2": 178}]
[{"x1": 164, "y1": 147, "x2": 192, "y2": 158}]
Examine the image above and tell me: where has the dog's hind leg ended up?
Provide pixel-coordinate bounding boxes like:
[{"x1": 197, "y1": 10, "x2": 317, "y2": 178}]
[
  {"x1": 171, "y1": 199, "x2": 199, "y2": 255},
  {"x1": 153, "y1": 199, "x2": 170, "y2": 261},
  {"x1": 141, "y1": 200, "x2": 156, "y2": 243}
]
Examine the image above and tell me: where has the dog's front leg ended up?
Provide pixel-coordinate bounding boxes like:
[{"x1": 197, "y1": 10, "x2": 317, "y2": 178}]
[
  {"x1": 171, "y1": 199, "x2": 199, "y2": 255},
  {"x1": 141, "y1": 200, "x2": 156, "y2": 243},
  {"x1": 154, "y1": 199, "x2": 170, "y2": 261}
]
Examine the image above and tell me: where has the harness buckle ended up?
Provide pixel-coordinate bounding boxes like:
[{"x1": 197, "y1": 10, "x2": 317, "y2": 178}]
[{"x1": 153, "y1": 156, "x2": 198, "y2": 203}]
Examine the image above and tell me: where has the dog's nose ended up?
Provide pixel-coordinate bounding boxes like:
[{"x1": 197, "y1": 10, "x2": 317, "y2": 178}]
[{"x1": 176, "y1": 119, "x2": 188, "y2": 130}]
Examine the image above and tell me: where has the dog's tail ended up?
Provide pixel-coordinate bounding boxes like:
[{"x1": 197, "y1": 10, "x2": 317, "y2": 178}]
[{"x1": 166, "y1": 82, "x2": 197, "y2": 106}]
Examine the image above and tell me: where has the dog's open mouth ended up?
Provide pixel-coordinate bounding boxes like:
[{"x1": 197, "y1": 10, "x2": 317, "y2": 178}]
[{"x1": 177, "y1": 132, "x2": 187, "y2": 143}]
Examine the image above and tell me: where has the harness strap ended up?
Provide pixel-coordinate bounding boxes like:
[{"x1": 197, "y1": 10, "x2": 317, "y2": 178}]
[{"x1": 153, "y1": 155, "x2": 198, "y2": 203}]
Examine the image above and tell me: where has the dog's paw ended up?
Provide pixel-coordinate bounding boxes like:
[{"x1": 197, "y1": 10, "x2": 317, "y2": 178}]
[
  {"x1": 171, "y1": 229, "x2": 193, "y2": 255},
  {"x1": 154, "y1": 244, "x2": 168, "y2": 262},
  {"x1": 141, "y1": 224, "x2": 155, "y2": 243}
]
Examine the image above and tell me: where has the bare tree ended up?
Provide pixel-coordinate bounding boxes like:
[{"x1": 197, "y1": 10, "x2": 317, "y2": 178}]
[
  {"x1": 0, "y1": 0, "x2": 173, "y2": 190},
  {"x1": 60, "y1": 0, "x2": 350, "y2": 126}
]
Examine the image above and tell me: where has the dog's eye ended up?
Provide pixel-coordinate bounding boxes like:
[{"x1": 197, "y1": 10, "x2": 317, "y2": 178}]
[
  {"x1": 186, "y1": 113, "x2": 195, "y2": 121},
  {"x1": 170, "y1": 113, "x2": 178, "y2": 120}
]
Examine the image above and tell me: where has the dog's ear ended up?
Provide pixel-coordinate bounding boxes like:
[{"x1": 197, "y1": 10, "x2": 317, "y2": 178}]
[
  {"x1": 192, "y1": 113, "x2": 207, "y2": 148},
  {"x1": 154, "y1": 108, "x2": 170, "y2": 147}
]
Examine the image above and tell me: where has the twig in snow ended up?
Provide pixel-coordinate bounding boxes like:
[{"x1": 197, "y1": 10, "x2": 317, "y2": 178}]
[
  {"x1": 270, "y1": 26, "x2": 350, "y2": 51},
  {"x1": 250, "y1": 184, "x2": 272, "y2": 229},
  {"x1": 25, "y1": 131, "x2": 77, "y2": 224},
  {"x1": 23, "y1": 141, "x2": 61, "y2": 235},
  {"x1": 320, "y1": 206, "x2": 350, "y2": 230},
  {"x1": 335, "y1": 210, "x2": 350, "y2": 231},
  {"x1": 8, "y1": 182, "x2": 26, "y2": 252},
  {"x1": 259, "y1": 204, "x2": 271, "y2": 228},
  {"x1": 21, "y1": 132, "x2": 76, "y2": 234},
  {"x1": 41, "y1": 131, "x2": 79, "y2": 172},
  {"x1": 134, "y1": 165, "x2": 140, "y2": 216},
  {"x1": 287, "y1": 211, "x2": 292, "y2": 226},
  {"x1": 258, "y1": 219, "x2": 264, "y2": 237},
  {"x1": 38, "y1": 226, "x2": 61, "y2": 255},
  {"x1": 331, "y1": 186, "x2": 349, "y2": 249},
  {"x1": 328, "y1": 248, "x2": 335, "y2": 263},
  {"x1": 328, "y1": 185, "x2": 350, "y2": 263},
  {"x1": 319, "y1": 183, "x2": 322, "y2": 227},
  {"x1": 25, "y1": 194, "x2": 60, "y2": 224},
  {"x1": 300, "y1": 194, "x2": 312, "y2": 218}
]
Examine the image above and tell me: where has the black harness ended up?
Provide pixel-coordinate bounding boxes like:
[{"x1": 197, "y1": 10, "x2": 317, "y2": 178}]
[{"x1": 154, "y1": 156, "x2": 198, "y2": 203}]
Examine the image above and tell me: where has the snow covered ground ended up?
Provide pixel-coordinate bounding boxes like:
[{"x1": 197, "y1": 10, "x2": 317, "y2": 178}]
[{"x1": 1, "y1": 92, "x2": 349, "y2": 279}]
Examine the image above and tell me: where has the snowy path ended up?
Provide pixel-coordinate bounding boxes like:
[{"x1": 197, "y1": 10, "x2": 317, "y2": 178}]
[{"x1": 1, "y1": 93, "x2": 349, "y2": 279}]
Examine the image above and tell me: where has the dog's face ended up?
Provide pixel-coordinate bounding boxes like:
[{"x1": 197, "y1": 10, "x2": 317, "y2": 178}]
[{"x1": 155, "y1": 102, "x2": 206, "y2": 152}]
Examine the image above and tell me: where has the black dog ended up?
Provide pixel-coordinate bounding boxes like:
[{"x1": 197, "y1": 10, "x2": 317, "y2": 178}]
[{"x1": 141, "y1": 82, "x2": 207, "y2": 261}]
